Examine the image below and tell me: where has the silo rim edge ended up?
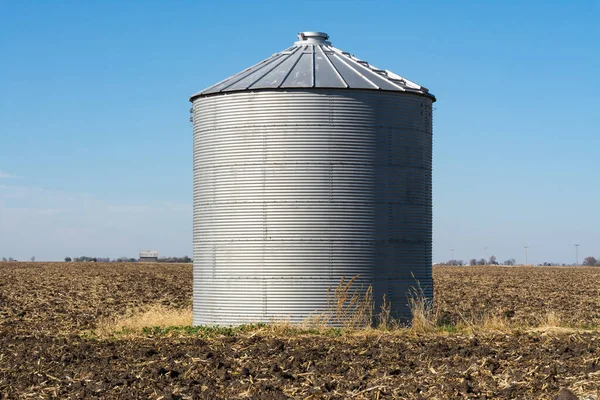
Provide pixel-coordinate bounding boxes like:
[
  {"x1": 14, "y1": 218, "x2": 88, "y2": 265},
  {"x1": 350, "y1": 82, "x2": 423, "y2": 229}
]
[{"x1": 189, "y1": 87, "x2": 436, "y2": 103}]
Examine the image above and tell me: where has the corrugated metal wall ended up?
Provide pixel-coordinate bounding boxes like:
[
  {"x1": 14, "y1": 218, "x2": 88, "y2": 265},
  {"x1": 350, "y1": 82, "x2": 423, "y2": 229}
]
[{"x1": 193, "y1": 89, "x2": 432, "y2": 326}]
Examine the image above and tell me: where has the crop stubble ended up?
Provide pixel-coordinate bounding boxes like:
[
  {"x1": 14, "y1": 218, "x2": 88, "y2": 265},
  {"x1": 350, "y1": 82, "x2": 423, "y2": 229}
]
[{"x1": 1, "y1": 262, "x2": 599, "y2": 399}]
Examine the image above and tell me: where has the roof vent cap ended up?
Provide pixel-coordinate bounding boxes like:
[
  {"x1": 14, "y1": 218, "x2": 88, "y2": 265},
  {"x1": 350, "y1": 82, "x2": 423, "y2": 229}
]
[{"x1": 295, "y1": 31, "x2": 331, "y2": 46}]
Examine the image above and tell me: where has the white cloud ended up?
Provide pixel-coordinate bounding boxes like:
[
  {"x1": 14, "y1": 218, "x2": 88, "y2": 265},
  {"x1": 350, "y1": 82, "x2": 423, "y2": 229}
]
[{"x1": 0, "y1": 185, "x2": 191, "y2": 261}]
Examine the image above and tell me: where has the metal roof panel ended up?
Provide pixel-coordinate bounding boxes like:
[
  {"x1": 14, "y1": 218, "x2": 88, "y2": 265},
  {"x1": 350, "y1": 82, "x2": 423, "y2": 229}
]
[
  {"x1": 314, "y1": 45, "x2": 347, "y2": 88},
  {"x1": 191, "y1": 32, "x2": 435, "y2": 100},
  {"x1": 281, "y1": 52, "x2": 314, "y2": 87}
]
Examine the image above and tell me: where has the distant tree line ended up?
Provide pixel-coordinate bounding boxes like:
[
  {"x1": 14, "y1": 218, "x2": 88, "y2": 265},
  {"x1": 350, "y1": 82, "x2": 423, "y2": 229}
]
[
  {"x1": 158, "y1": 256, "x2": 192, "y2": 263},
  {"x1": 583, "y1": 256, "x2": 600, "y2": 266},
  {"x1": 437, "y1": 255, "x2": 600, "y2": 267},
  {"x1": 535, "y1": 258, "x2": 600, "y2": 266},
  {"x1": 64, "y1": 256, "x2": 138, "y2": 263},
  {"x1": 468, "y1": 255, "x2": 503, "y2": 266},
  {"x1": 0, "y1": 256, "x2": 193, "y2": 263},
  {"x1": 440, "y1": 256, "x2": 506, "y2": 266},
  {"x1": 440, "y1": 256, "x2": 518, "y2": 266},
  {"x1": 62, "y1": 256, "x2": 192, "y2": 263}
]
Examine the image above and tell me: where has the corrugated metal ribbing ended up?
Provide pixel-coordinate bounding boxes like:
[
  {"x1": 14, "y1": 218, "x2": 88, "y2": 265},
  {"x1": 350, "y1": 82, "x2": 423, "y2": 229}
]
[{"x1": 193, "y1": 89, "x2": 432, "y2": 325}]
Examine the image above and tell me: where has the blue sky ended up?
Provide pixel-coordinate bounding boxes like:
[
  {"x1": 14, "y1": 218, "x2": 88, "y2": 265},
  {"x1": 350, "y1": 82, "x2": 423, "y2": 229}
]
[{"x1": 0, "y1": 0, "x2": 598, "y2": 263}]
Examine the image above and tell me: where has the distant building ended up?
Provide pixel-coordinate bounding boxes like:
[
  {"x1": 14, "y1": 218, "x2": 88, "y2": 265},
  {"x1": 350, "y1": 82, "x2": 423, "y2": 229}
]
[{"x1": 139, "y1": 250, "x2": 158, "y2": 262}]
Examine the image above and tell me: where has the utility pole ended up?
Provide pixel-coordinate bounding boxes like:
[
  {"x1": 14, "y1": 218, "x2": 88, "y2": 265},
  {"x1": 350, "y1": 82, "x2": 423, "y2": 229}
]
[
  {"x1": 575, "y1": 244, "x2": 580, "y2": 266},
  {"x1": 484, "y1": 246, "x2": 488, "y2": 262},
  {"x1": 524, "y1": 246, "x2": 529, "y2": 265},
  {"x1": 450, "y1": 249, "x2": 454, "y2": 263}
]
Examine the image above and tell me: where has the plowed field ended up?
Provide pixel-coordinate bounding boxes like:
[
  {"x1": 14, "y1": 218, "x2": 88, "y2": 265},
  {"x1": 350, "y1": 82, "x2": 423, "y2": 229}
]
[{"x1": 1, "y1": 262, "x2": 599, "y2": 399}]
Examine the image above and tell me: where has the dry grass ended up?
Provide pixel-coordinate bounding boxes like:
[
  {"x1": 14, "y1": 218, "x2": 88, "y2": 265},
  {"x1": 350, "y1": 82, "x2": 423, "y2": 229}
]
[
  {"x1": 328, "y1": 275, "x2": 374, "y2": 329},
  {"x1": 406, "y1": 282, "x2": 437, "y2": 333},
  {"x1": 453, "y1": 311, "x2": 512, "y2": 334},
  {"x1": 376, "y1": 293, "x2": 392, "y2": 330},
  {"x1": 328, "y1": 275, "x2": 599, "y2": 336},
  {"x1": 93, "y1": 274, "x2": 597, "y2": 338},
  {"x1": 543, "y1": 310, "x2": 563, "y2": 327},
  {"x1": 90, "y1": 275, "x2": 430, "y2": 336},
  {"x1": 527, "y1": 311, "x2": 577, "y2": 334},
  {"x1": 96, "y1": 305, "x2": 192, "y2": 336},
  {"x1": 318, "y1": 275, "x2": 433, "y2": 331},
  {"x1": 309, "y1": 275, "x2": 375, "y2": 329}
]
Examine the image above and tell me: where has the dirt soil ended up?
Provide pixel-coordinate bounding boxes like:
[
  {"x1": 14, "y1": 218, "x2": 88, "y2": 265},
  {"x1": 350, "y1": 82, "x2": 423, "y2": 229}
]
[
  {"x1": 1, "y1": 262, "x2": 600, "y2": 399},
  {"x1": 435, "y1": 266, "x2": 600, "y2": 327}
]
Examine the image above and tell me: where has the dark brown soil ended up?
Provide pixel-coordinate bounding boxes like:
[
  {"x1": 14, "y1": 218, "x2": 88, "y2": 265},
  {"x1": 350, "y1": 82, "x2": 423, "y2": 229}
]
[
  {"x1": 435, "y1": 266, "x2": 600, "y2": 327},
  {"x1": 3, "y1": 328, "x2": 600, "y2": 399},
  {"x1": 0, "y1": 262, "x2": 191, "y2": 334},
  {"x1": 2, "y1": 329, "x2": 600, "y2": 399},
  {"x1": 1, "y1": 262, "x2": 600, "y2": 399}
]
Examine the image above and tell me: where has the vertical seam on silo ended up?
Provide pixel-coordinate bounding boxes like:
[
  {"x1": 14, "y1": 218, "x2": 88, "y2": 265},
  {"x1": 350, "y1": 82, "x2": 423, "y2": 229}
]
[
  {"x1": 212, "y1": 98, "x2": 217, "y2": 281},
  {"x1": 262, "y1": 125, "x2": 267, "y2": 318},
  {"x1": 329, "y1": 159, "x2": 333, "y2": 279},
  {"x1": 388, "y1": 126, "x2": 393, "y2": 245},
  {"x1": 311, "y1": 45, "x2": 316, "y2": 88},
  {"x1": 192, "y1": 101, "x2": 196, "y2": 324},
  {"x1": 329, "y1": 136, "x2": 333, "y2": 280},
  {"x1": 328, "y1": 95, "x2": 333, "y2": 279}
]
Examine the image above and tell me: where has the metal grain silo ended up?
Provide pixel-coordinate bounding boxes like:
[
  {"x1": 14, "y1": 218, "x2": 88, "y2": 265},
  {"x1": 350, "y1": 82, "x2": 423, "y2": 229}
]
[{"x1": 190, "y1": 32, "x2": 435, "y2": 326}]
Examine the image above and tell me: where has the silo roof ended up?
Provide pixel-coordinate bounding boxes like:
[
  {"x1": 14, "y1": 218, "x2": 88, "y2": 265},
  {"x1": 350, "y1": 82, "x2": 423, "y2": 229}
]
[{"x1": 190, "y1": 32, "x2": 435, "y2": 101}]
